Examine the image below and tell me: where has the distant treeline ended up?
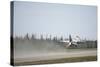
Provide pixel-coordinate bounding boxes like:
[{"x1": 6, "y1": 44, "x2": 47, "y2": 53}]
[
  {"x1": 13, "y1": 33, "x2": 97, "y2": 48},
  {"x1": 14, "y1": 33, "x2": 97, "y2": 41},
  {"x1": 14, "y1": 33, "x2": 67, "y2": 41}
]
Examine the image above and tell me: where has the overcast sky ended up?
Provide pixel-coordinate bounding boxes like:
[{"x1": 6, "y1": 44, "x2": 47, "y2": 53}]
[{"x1": 13, "y1": 1, "x2": 97, "y2": 40}]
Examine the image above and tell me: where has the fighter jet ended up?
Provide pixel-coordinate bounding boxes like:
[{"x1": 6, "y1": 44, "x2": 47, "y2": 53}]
[{"x1": 59, "y1": 35, "x2": 80, "y2": 48}]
